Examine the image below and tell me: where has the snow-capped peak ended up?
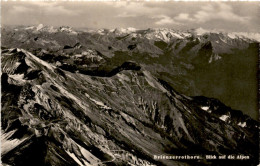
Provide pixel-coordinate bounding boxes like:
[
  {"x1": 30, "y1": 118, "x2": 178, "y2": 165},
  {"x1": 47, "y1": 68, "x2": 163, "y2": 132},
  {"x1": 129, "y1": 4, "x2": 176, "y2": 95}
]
[
  {"x1": 26, "y1": 24, "x2": 58, "y2": 33},
  {"x1": 59, "y1": 26, "x2": 77, "y2": 34},
  {"x1": 194, "y1": 27, "x2": 260, "y2": 42},
  {"x1": 143, "y1": 28, "x2": 192, "y2": 42},
  {"x1": 227, "y1": 32, "x2": 260, "y2": 42},
  {"x1": 36, "y1": 24, "x2": 44, "y2": 31}
]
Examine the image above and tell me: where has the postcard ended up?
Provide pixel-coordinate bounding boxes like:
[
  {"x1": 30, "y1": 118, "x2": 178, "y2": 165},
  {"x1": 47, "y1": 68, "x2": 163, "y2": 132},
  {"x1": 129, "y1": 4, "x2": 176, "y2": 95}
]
[{"x1": 1, "y1": 1, "x2": 259, "y2": 166}]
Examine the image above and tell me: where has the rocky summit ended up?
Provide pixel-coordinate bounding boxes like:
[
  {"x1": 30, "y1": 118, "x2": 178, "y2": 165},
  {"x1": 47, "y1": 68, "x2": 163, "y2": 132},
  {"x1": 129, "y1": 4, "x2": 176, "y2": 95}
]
[{"x1": 1, "y1": 25, "x2": 259, "y2": 166}]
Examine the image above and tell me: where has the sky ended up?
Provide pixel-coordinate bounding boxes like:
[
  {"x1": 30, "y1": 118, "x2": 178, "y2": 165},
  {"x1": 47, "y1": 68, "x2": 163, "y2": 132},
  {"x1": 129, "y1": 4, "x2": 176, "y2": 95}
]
[{"x1": 1, "y1": 1, "x2": 260, "y2": 32}]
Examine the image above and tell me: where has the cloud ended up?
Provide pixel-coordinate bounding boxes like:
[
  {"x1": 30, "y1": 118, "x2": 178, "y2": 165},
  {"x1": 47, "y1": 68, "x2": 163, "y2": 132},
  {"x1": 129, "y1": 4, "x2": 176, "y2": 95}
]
[
  {"x1": 154, "y1": 15, "x2": 179, "y2": 25},
  {"x1": 111, "y1": 2, "x2": 163, "y2": 18},
  {"x1": 2, "y1": 1, "x2": 257, "y2": 32},
  {"x1": 9, "y1": 2, "x2": 81, "y2": 16},
  {"x1": 194, "y1": 3, "x2": 249, "y2": 23},
  {"x1": 148, "y1": 3, "x2": 249, "y2": 27},
  {"x1": 174, "y1": 13, "x2": 194, "y2": 22},
  {"x1": 167, "y1": 3, "x2": 250, "y2": 26},
  {"x1": 43, "y1": 5, "x2": 80, "y2": 16},
  {"x1": 111, "y1": 2, "x2": 249, "y2": 27},
  {"x1": 116, "y1": 12, "x2": 137, "y2": 18},
  {"x1": 9, "y1": 6, "x2": 33, "y2": 14},
  {"x1": 179, "y1": 3, "x2": 249, "y2": 24}
]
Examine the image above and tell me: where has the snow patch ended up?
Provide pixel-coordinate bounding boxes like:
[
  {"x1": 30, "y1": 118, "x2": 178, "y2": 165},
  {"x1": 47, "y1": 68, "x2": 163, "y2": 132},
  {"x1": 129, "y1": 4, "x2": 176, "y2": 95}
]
[
  {"x1": 238, "y1": 121, "x2": 247, "y2": 128},
  {"x1": 201, "y1": 106, "x2": 209, "y2": 111},
  {"x1": 9, "y1": 74, "x2": 24, "y2": 81},
  {"x1": 78, "y1": 145, "x2": 99, "y2": 165},
  {"x1": 66, "y1": 150, "x2": 85, "y2": 166},
  {"x1": 227, "y1": 33, "x2": 237, "y2": 39},
  {"x1": 219, "y1": 36, "x2": 228, "y2": 44},
  {"x1": 117, "y1": 73, "x2": 130, "y2": 82},
  {"x1": 1, "y1": 130, "x2": 29, "y2": 155},
  {"x1": 201, "y1": 106, "x2": 212, "y2": 113},
  {"x1": 219, "y1": 115, "x2": 229, "y2": 122},
  {"x1": 182, "y1": 32, "x2": 192, "y2": 38},
  {"x1": 127, "y1": 27, "x2": 137, "y2": 32},
  {"x1": 15, "y1": 62, "x2": 21, "y2": 67},
  {"x1": 25, "y1": 26, "x2": 34, "y2": 30},
  {"x1": 159, "y1": 31, "x2": 169, "y2": 42},
  {"x1": 209, "y1": 54, "x2": 222, "y2": 63},
  {"x1": 36, "y1": 24, "x2": 44, "y2": 31},
  {"x1": 47, "y1": 26, "x2": 57, "y2": 33},
  {"x1": 170, "y1": 32, "x2": 184, "y2": 39},
  {"x1": 85, "y1": 93, "x2": 111, "y2": 110},
  {"x1": 120, "y1": 112, "x2": 136, "y2": 126},
  {"x1": 59, "y1": 26, "x2": 77, "y2": 35},
  {"x1": 96, "y1": 29, "x2": 106, "y2": 35}
]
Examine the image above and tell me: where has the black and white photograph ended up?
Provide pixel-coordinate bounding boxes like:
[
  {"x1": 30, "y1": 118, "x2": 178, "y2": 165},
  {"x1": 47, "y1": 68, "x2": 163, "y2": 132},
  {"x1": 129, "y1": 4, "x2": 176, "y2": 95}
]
[{"x1": 1, "y1": 1, "x2": 259, "y2": 166}]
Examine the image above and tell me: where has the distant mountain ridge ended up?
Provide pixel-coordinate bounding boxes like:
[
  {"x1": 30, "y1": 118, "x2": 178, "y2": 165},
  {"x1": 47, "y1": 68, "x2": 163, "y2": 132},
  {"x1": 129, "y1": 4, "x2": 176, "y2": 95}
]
[
  {"x1": 2, "y1": 24, "x2": 258, "y2": 119},
  {"x1": 6, "y1": 24, "x2": 260, "y2": 42},
  {"x1": 2, "y1": 24, "x2": 258, "y2": 59}
]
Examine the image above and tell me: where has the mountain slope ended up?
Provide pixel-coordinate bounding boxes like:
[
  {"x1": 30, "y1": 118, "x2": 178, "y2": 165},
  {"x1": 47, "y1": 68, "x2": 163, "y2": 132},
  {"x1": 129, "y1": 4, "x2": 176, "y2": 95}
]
[{"x1": 1, "y1": 48, "x2": 258, "y2": 166}]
